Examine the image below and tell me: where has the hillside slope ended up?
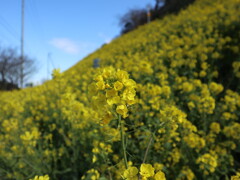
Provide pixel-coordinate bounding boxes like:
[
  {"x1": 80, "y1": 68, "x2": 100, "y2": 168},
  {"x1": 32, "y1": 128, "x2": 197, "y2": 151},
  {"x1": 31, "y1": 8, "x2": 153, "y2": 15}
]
[{"x1": 0, "y1": 0, "x2": 240, "y2": 179}]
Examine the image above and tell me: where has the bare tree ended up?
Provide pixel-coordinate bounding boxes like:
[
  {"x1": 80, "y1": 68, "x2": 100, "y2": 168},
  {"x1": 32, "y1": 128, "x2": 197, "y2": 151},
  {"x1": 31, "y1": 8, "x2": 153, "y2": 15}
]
[
  {"x1": 0, "y1": 46, "x2": 36, "y2": 89},
  {"x1": 154, "y1": 0, "x2": 165, "y2": 11},
  {"x1": 119, "y1": 0, "x2": 195, "y2": 34},
  {"x1": 119, "y1": 8, "x2": 148, "y2": 34}
]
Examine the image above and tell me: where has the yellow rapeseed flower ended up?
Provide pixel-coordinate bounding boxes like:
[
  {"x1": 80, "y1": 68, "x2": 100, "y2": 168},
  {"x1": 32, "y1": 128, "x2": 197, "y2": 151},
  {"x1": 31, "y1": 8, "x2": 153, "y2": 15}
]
[
  {"x1": 106, "y1": 89, "x2": 118, "y2": 98},
  {"x1": 114, "y1": 81, "x2": 123, "y2": 91},
  {"x1": 123, "y1": 166, "x2": 139, "y2": 180},
  {"x1": 210, "y1": 122, "x2": 221, "y2": 134},
  {"x1": 116, "y1": 105, "x2": 128, "y2": 118},
  {"x1": 29, "y1": 175, "x2": 50, "y2": 180},
  {"x1": 96, "y1": 80, "x2": 105, "y2": 90},
  {"x1": 154, "y1": 171, "x2": 166, "y2": 180},
  {"x1": 231, "y1": 172, "x2": 240, "y2": 180},
  {"x1": 140, "y1": 164, "x2": 155, "y2": 178}
]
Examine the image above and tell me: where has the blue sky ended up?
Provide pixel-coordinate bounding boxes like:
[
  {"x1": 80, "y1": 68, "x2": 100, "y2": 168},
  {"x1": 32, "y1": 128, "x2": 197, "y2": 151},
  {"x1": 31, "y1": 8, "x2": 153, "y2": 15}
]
[{"x1": 0, "y1": 0, "x2": 154, "y2": 85}]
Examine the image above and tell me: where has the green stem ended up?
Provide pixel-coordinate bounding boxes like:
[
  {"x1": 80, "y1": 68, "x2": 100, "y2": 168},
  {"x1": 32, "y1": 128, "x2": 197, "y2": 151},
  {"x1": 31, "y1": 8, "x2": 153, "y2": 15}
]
[
  {"x1": 108, "y1": 168, "x2": 113, "y2": 180},
  {"x1": 203, "y1": 113, "x2": 207, "y2": 134},
  {"x1": 119, "y1": 115, "x2": 128, "y2": 169},
  {"x1": 142, "y1": 134, "x2": 153, "y2": 164}
]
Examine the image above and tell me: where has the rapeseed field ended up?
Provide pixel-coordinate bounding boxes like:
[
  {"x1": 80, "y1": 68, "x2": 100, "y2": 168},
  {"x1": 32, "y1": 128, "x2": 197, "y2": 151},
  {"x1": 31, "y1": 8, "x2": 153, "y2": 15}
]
[{"x1": 0, "y1": 0, "x2": 240, "y2": 179}]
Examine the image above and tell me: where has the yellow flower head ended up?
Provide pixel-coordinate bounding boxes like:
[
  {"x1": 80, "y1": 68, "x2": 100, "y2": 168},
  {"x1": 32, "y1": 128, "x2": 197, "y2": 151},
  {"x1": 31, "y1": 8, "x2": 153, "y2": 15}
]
[
  {"x1": 210, "y1": 122, "x2": 221, "y2": 134},
  {"x1": 123, "y1": 166, "x2": 139, "y2": 180},
  {"x1": 106, "y1": 89, "x2": 118, "y2": 98},
  {"x1": 140, "y1": 164, "x2": 155, "y2": 178},
  {"x1": 154, "y1": 171, "x2": 166, "y2": 180},
  {"x1": 123, "y1": 79, "x2": 137, "y2": 88},
  {"x1": 102, "y1": 68, "x2": 114, "y2": 79},
  {"x1": 30, "y1": 175, "x2": 50, "y2": 180},
  {"x1": 107, "y1": 96, "x2": 121, "y2": 106},
  {"x1": 231, "y1": 172, "x2": 240, "y2": 180},
  {"x1": 123, "y1": 88, "x2": 136, "y2": 102},
  {"x1": 154, "y1": 163, "x2": 164, "y2": 171},
  {"x1": 116, "y1": 69, "x2": 129, "y2": 81},
  {"x1": 51, "y1": 68, "x2": 62, "y2": 79},
  {"x1": 96, "y1": 80, "x2": 105, "y2": 90},
  {"x1": 102, "y1": 111, "x2": 113, "y2": 125},
  {"x1": 116, "y1": 105, "x2": 128, "y2": 118},
  {"x1": 114, "y1": 81, "x2": 123, "y2": 91}
]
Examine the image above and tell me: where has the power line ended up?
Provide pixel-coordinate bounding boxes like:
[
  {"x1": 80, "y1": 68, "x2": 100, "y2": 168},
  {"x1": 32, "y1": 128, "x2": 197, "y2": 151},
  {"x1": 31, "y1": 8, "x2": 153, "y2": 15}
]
[
  {"x1": 26, "y1": 0, "x2": 52, "y2": 82},
  {"x1": 26, "y1": 0, "x2": 48, "y2": 48},
  {"x1": 0, "y1": 14, "x2": 20, "y2": 42}
]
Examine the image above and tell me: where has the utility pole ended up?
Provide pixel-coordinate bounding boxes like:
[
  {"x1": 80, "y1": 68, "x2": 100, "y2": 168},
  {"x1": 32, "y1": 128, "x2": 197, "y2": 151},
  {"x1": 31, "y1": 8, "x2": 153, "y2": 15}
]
[{"x1": 20, "y1": 0, "x2": 25, "y2": 88}]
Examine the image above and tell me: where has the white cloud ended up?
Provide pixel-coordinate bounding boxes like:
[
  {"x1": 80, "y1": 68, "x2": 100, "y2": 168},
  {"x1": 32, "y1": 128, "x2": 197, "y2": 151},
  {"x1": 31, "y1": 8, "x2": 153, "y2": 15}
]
[{"x1": 49, "y1": 38, "x2": 80, "y2": 54}]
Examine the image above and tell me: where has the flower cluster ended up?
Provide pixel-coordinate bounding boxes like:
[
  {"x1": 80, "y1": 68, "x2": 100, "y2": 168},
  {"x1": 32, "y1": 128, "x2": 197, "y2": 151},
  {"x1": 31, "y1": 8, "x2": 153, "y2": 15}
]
[
  {"x1": 29, "y1": 175, "x2": 50, "y2": 180},
  {"x1": 90, "y1": 67, "x2": 137, "y2": 124},
  {"x1": 196, "y1": 152, "x2": 218, "y2": 175},
  {"x1": 123, "y1": 164, "x2": 166, "y2": 180}
]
